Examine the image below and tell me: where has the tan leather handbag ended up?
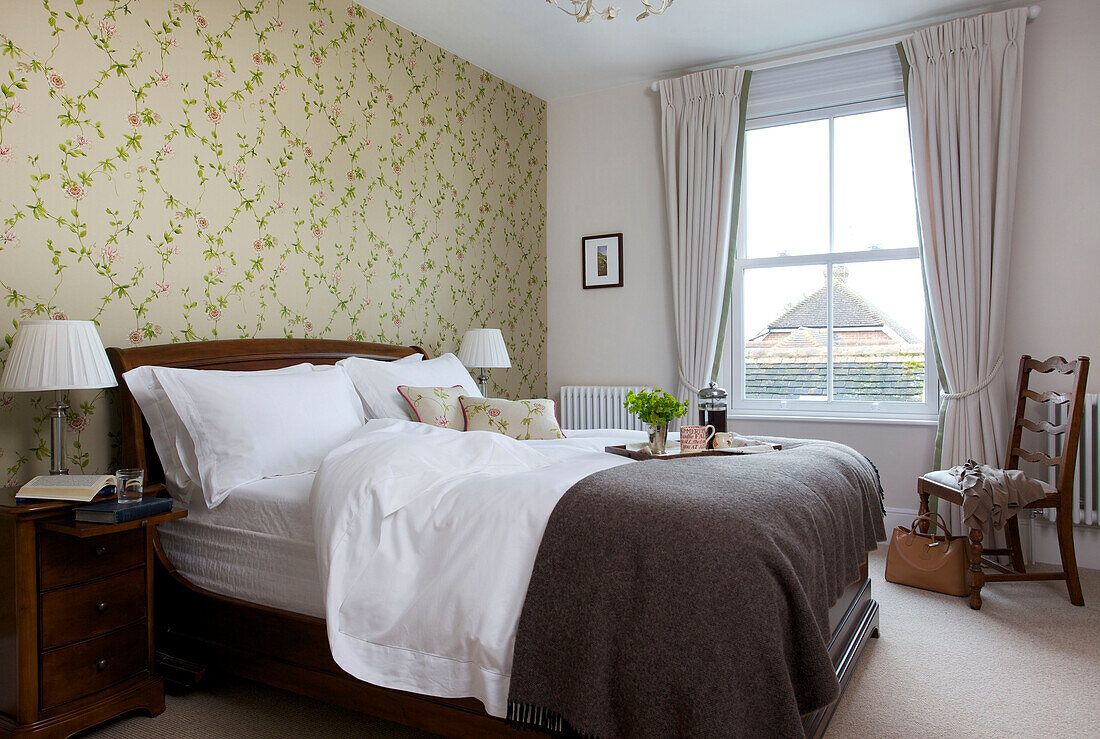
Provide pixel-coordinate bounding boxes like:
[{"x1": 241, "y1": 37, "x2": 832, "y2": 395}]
[{"x1": 884, "y1": 512, "x2": 970, "y2": 597}]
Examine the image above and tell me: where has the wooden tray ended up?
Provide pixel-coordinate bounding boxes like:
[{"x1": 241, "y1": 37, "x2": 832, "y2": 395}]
[{"x1": 605, "y1": 442, "x2": 781, "y2": 461}]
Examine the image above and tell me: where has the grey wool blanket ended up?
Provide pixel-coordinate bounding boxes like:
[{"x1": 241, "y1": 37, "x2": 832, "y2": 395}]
[{"x1": 507, "y1": 438, "x2": 886, "y2": 738}]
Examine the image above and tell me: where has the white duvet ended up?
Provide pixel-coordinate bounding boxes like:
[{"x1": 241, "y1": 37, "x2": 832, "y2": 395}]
[{"x1": 312, "y1": 419, "x2": 643, "y2": 716}]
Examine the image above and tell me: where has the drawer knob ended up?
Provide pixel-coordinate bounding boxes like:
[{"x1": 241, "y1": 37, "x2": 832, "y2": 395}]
[
  {"x1": 94, "y1": 545, "x2": 109, "y2": 557},
  {"x1": 96, "y1": 659, "x2": 109, "y2": 672},
  {"x1": 96, "y1": 601, "x2": 109, "y2": 613}
]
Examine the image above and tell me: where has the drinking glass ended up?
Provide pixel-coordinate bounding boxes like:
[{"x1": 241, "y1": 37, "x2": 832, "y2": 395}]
[{"x1": 115, "y1": 468, "x2": 144, "y2": 503}]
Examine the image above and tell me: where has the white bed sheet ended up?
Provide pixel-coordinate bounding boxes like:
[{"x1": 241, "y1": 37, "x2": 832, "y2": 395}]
[
  {"x1": 155, "y1": 428, "x2": 644, "y2": 624},
  {"x1": 158, "y1": 472, "x2": 325, "y2": 618}
]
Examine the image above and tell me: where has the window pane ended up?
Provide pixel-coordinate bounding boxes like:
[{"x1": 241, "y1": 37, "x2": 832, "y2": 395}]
[
  {"x1": 743, "y1": 264, "x2": 827, "y2": 400},
  {"x1": 830, "y1": 261, "x2": 925, "y2": 402},
  {"x1": 744, "y1": 120, "x2": 829, "y2": 258},
  {"x1": 833, "y1": 107, "x2": 919, "y2": 252}
]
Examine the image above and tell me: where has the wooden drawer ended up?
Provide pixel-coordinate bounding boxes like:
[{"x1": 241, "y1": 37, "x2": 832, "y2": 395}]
[
  {"x1": 38, "y1": 528, "x2": 144, "y2": 590},
  {"x1": 39, "y1": 567, "x2": 146, "y2": 650},
  {"x1": 39, "y1": 621, "x2": 147, "y2": 710}
]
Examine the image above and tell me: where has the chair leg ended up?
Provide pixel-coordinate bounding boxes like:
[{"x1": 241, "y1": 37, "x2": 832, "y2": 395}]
[
  {"x1": 1004, "y1": 515, "x2": 1026, "y2": 574},
  {"x1": 1056, "y1": 509, "x2": 1085, "y2": 606},
  {"x1": 968, "y1": 527, "x2": 984, "y2": 610},
  {"x1": 917, "y1": 488, "x2": 930, "y2": 534}
]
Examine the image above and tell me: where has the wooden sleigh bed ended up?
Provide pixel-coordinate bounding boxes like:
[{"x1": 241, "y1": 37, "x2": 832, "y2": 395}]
[{"x1": 106, "y1": 338, "x2": 881, "y2": 738}]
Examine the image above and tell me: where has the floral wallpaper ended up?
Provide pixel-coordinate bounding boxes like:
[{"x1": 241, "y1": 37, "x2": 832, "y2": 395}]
[{"x1": 0, "y1": 0, "x2": 547, "y2": 483}]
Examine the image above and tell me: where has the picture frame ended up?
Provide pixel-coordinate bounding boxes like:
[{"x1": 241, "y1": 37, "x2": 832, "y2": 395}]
[{"x1": 581, "y1": 232, "x2": 623, "y2": 289}]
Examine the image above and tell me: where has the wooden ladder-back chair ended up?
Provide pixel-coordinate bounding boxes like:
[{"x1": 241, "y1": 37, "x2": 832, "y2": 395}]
[{"x1": 917, "y1": 355, "x2": 1091, "y2": 610}]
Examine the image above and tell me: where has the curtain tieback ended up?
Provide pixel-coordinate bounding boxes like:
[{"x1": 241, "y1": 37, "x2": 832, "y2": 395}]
[
  {"x1": 678, "y1": 366, "x2": 701, "y2": 396},
  {"x1": 943, "y1": 355, "x2": 1004, "y2": 400}
]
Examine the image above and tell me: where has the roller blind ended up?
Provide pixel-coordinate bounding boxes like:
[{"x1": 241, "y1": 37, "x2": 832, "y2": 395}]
[{"x1": 746, "y1": 45, "x2": 904, "y2": 123}]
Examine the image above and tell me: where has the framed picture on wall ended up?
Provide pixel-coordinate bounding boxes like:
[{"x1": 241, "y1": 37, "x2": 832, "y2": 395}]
[{"x1": 581, "y1": 233, "x2": 623, "y2": 289}]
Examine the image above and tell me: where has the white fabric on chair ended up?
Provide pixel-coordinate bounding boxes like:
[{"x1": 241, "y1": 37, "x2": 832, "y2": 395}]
[
  {"x1": 902, "y1": 8, "x2": 1028, "y2": 489},
  {"x1": 659, "y1": 68, "x2": 746, "y2": 420}
]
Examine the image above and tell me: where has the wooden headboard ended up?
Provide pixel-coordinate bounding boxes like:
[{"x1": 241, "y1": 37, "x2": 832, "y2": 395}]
[{"x1": 106, "y1": 338, "x2": 427, "y2": 488}]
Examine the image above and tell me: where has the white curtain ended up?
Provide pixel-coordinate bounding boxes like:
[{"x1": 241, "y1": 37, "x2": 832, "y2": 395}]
[
  {"x1": 902, "y1": 8, "x2": 1027, "y2": 476},
  {"x1": 659, "y1": 68, "x2": 746, "y2": 418}
]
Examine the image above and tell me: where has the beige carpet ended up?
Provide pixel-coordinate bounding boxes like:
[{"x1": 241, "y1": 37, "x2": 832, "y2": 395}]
[{"x1": 86, "y1": 547, "x2": 1100, "y2": 738}]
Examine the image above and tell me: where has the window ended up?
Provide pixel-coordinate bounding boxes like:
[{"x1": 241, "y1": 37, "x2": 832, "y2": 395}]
[{"x1": 724, "y1": 47, "x2": 938, "y2": 419}]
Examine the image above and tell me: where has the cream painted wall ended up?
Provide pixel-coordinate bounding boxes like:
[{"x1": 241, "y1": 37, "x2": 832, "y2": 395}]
[{"x1": 547, "y1": 0, "x2": 1100, "y2": 523}]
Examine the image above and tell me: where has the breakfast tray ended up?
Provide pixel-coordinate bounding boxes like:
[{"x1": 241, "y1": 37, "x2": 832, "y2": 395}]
[{"x1": 605, "y1": 442, "x2": 781, "y2": 461}]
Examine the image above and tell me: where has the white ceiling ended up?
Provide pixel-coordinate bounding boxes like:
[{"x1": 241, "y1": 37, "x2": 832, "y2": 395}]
[{"x1": 355, "y1": 0, "x2": 1000, "y2": 100}]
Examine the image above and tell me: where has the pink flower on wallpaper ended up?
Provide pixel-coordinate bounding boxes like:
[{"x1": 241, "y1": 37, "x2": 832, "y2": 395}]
[
  {"x1": 50, "y1": 311, "x2": 68, "y2": 320},
  {"x1": 277, "y1": 262, "x2": 286, "y2": 273},
  {"x1": 214, "y1": 69, "x2": 225, "y2": 80},
  {"x1": 252, "y1": 52, "x2": 263, "y2": 65},
  {"x1": 6, "y1": 101, "x2": 24, "y2": 115},
  {"x1": 311, "y1": 226, "x2": 323, "y2": 237},
  {"x1": 47, "y1": 73, "x2": 65, "y2": 90},
  {"x1": 98, "y1": 20, "x2": 117, "y2": 39},
  {"x1": 253, "y1": 240, "x2": 264, "y2": 252},
  {"x1": 386, "y1": 92, "x2": 393, "y2": 103},
  {"x1": 488, "y1": 408, "x2": 501, "y2": 418},
  {"x1": 435, "y1": 415, "x2": 449, "y2": 427},
  {"x1": 155, "y1": 281, "x2": 169, "y2": 293},
  {"x1": 304, "y1": 146, "x2": 313, "y2": 159},
  {"x1": 456, "y1": 251, "x2": 464, "y2": 260},
  {"x1": 273, "y1": 200, "x2": 284, "y2": 210},
  {"x1": 330, "y1": 104, "x2": 341, "y2": 118},
  {"x1": 207, "y1": 109, "x2": 222, "y2": 124},
  {"x1": 128, "y1": 330, "x2": 142, "y2": 345},
  {"x1": 368, "y1": 269, "x2": 376, "y2": 278},
  {"x1": 75, "y1": 136, "x2": 90, "y2": 149},
  {"x1": 419, "y1": 263, "x2": 427, "y2": 273},
  {"x1": 392, "y1": 316, "x2": 401, "y2": 327},
  {"x1": 0, "y1": 393, "x2": 13, "y2": 408},
  {"x1": 196, "y1": 216, "x2": 209, "y2": 230},
  {"x1": 161, "y1": 143, "x2": 175, "y2": 158},
  {"x1": 1, "y1": 227, "x2": 17, "y2": 246},
  {"x1": 67, "y1": 415, "x2": 87, "y2": 432},
  {"x1": 456, "y1": 114, "x2": 464, "y2": 124},
  {"x1": 166, "y1": 35, "x2": 178, "y2": 48},
  {"x1": 65, "y1": 183, "x2": 87, "y2": 201},
  {"x1": 153, "y1": 70, "x2": 170, "y2": 84},
  {"x1": 195, "y1": 16, "x2": 208, "y2": 30},
  {"x1": 127, "y1": 112, "x2": 142, "y2": 128},
  {"x1": 274, "y1": 18, "x2": 284, "y2": 29},
  {"x1": 311, "y1": 53, "x2": 323, "y2": 67},
  {"x1": 207, "y1": 307, "x2": 222, "y2": 321},
  {"x1": 231, "y1": 162, "x2": 246, "y2": 180},
  {"x1": 386, "y1": 247, "x2": 393, "y2": 257},
  {"x1": 362, "y1": 298, "x2": 371, "y2": 306},
  {"x1": 277, "y1": 81, "x2": 286, "y2": 92},
  {"x1": 314, "y1": 190, "x2": 325, "y2": 201},
  {"x1": 214, "y1": 265, "x2": 225, "y2": 276},
  {"x1": 0, "y1": 145, "x2": 12, "y2": 161},
  {"x1": 331, "y1": 270, "x2": 341, "y2": 285},
  {"x1": 100, "y1": 245, "x2": 118, "y2": 263},
  {"x1": 392, "y1": 163, "x2": 401, "y2": 175},
  {"x1": 346, "y1": 170, "x2": 355, "y2": 182},
  {"x1": 304, "y1": 321, "x2": 314, "y2": 332}
]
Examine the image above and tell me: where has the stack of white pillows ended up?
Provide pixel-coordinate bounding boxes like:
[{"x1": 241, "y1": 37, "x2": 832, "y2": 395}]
[{"x1": 123, "y1": 353, "x2": 564, "y2": 510}]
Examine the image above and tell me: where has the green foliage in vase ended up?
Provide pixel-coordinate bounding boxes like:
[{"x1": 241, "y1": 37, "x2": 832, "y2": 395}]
[{"x1": 623, "y1": 388, "x2": 689, "y2": 425}]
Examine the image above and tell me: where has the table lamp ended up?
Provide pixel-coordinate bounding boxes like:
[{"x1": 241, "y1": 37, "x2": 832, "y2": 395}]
[
  {"x1": 457, "y1": 328, "x2": 511, "y2": 397},
  {"x1": 0, "y1": 320, "x2": 118, "y2": 475}
]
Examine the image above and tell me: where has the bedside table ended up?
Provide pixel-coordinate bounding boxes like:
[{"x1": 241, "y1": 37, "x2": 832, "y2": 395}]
[{"x1": 0, "y1": 488, "x2": 185, "y2": 738}]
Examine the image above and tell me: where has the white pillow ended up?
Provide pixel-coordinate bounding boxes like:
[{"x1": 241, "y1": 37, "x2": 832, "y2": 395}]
[
  {"x1": 339, "y1": 353, "x2": 481, "y2": 420},
  {"x1": 123, "y1": 363, "x2": 314, "y2": 504},
  {"x1": 155, "y1": 366, "x2": 365, "y2": 508}
]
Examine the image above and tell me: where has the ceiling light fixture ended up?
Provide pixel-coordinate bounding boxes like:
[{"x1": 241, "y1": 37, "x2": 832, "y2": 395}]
[{"x1": 546, "y1": 0, "x2": 675, "y2": 23}]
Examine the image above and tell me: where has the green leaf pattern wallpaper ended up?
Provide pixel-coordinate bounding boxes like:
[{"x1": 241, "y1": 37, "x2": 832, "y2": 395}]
[{"x1": 0, "y1": 0, "x2": 547, "y2": 483}]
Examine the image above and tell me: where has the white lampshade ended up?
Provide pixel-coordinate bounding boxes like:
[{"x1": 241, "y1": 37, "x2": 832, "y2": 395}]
[
  {"x1": 0, "y1": 320, "x2": 118, "y2": 392},
  {"x1": 457, "y1": 328, "x2": 511, "y2": 369}
]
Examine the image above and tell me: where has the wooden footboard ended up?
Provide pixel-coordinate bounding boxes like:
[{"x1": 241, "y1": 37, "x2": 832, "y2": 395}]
[{"x1": 154, "y1": 534, "x2": 877, "y2": 739}]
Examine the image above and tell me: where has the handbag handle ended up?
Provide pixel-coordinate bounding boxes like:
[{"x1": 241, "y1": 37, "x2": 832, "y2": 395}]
[{"x1": 907, "y1": 512, "x2": 953, "y2": 544}]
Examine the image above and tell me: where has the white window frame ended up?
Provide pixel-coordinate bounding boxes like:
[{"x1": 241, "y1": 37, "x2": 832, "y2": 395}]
[{"x1": 724, "y1": 96, "x2": 939, "y2": 422}]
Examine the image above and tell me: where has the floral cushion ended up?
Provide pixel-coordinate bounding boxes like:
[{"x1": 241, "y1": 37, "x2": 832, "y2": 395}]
[
  {"x1": 459, "y1": 397, "x2": 566, "y2": 440},
  {"x1": 397, "y1": 385, "x2": 466, "y2": 430}
]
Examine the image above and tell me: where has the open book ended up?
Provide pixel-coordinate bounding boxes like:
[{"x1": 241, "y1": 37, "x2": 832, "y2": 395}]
[{"x1": 16, "y1": 474, "x2": 116, "y2": 502}]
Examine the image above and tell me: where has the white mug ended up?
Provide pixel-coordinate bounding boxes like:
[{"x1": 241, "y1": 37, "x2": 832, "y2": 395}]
[
  {"x1": 679, "y1": 424, "x2": 715, "y2": 453},
  {"x1": 713, "y1": 432, "x2": 734, "y2": 449}
]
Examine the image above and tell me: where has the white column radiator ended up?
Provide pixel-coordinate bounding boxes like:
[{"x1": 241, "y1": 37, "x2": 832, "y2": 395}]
[
  {"x1": 1045, "y1": 393, "x2": 1100, "y2": 527},
  {"x1": 559, "y1": 386, "x2": 649, "y2": 431}
]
